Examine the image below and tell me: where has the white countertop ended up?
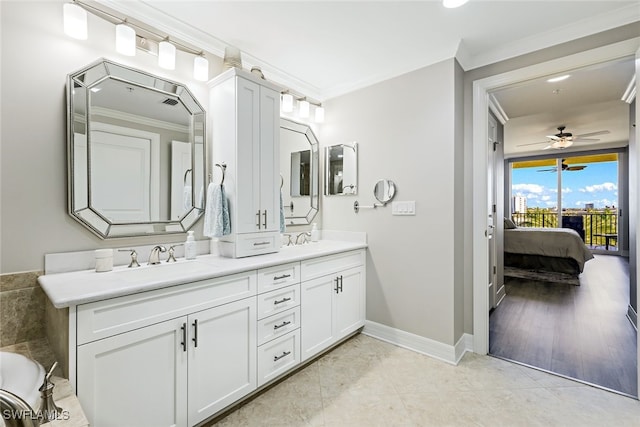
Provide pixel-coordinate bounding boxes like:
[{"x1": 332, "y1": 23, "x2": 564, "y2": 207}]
[{"x1": 39, "y1": 240, "x2": 367, "y2": 309}]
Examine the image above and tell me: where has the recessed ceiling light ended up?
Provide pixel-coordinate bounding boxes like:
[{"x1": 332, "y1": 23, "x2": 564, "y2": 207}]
[
  {"x1": 443, "y1": 0, "x2": 469, "y2": 8},
  {"x1": 547, "y1": 75, "x2": 571, "y2": 83}
]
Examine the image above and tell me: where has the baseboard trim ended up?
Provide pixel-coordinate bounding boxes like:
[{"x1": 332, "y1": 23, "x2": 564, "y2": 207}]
[
  {"x1": 627, "y1": 304, "x2": 638, "y2": 331},
  {"x1": 362, "y1": 321, "x2": 473, "y2": 365}
]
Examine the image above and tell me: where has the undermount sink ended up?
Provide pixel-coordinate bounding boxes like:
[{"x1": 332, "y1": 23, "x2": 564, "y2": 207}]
[{"x1": 113, "y1": 260, "x2": 214, "y2": 284}]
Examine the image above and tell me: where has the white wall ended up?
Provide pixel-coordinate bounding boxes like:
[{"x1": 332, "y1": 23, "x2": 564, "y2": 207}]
[
  {"x1": 0, "y1": 1, "x2": 219, "y2": 273},
  {"x1": 321, "y1": 59, "x2": 462, "y2": 346}
]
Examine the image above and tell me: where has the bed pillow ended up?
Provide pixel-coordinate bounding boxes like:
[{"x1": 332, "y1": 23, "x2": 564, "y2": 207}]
[{"x1": 504, "y1": 218, "x2": 517, "y2": 229}]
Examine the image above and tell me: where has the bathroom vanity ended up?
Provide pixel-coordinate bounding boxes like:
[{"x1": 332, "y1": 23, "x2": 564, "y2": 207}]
[{"x1": 39, "y1": 240, "x2": 366, "y2": 427}]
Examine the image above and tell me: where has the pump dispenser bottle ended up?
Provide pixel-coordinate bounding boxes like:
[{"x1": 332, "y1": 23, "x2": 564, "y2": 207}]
[{"x1": 185, "y1": 230, "x2": 197, "y2": 260}]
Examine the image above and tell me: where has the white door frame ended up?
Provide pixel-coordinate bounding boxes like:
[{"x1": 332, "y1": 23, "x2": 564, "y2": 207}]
[{"x1": 472, "y1": 38, "x2": 640, "y2": 357}]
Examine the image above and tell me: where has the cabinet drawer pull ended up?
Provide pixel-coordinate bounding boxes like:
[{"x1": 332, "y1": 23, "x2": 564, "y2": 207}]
[
  {"x1": 180, "y1": 323, "x2": 187, "y2": 352},
  {"x1": 273, "y1": 320, "x2": 291, "y2": 330},
  {"x1": 273, "y1": 274, "x2": 291, "y2": 281},
  {"x1": 273, "y1": 297, "x2": 292, "y2": 305},
  {"x1": 256, "y1": 210, "x2": 261, "y2": 229},
  {"x1": 263, "y1": 210, "x2": 268, "y2": 228},
  {"x1": 254, "y1": 241, "x2": 271, "y2": 246},
  {"x1": 192, "y1": 319, "x2": 198, "y2": 348},
  {"x1": 273, "y1": 351, "x2": 291, "y2": 362}
]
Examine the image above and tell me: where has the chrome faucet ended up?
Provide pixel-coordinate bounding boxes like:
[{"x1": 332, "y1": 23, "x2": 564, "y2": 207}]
[
  {"x1": 148, "y1": 245, "x2": 167, "y2": 265},
  {"x1": 0, "y1": 389, "x2": 40, "y2": 427},
  {"x1": 296, "y1": 232, "x2": 311, "y2": 245}
]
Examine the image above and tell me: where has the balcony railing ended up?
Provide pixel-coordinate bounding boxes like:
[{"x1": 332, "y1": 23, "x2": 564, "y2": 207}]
[{"x1": 511, "y1": 211, "x2": 618, "y2": 251}]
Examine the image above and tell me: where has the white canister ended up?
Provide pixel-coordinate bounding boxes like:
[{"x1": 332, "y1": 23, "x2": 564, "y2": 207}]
[{"x1": 95, "y1": 249, "x2": 113, "y2": 272}]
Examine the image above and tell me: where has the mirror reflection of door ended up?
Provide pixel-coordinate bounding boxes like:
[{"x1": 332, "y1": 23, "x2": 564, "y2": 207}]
[
  {"x1": 170, "y1": 141, "x2": 192, "y2": 220},
  {"x1": 90, "y1": 124, "x2": 160, "y2": 222},
  {"x1": 290, "y1": 150, "x2": 311, "y2": 196}
]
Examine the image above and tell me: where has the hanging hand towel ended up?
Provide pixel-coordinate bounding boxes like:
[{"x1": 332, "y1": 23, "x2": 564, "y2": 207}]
[
  {"x1": 280, "y1": 189, "x2": 285, "y2": 233},
  {"x1": 203, "y1": 183, "x2": 231, "y2": 237}
]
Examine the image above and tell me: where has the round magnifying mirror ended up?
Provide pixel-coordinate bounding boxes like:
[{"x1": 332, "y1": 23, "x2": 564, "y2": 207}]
[{"x1": 373, "y1": 179, "x2": 396, "y2": 204}]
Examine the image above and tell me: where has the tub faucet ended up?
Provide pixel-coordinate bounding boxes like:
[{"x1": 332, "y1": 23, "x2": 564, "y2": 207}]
[
  {"x1": 148, "y1": 245, "x2": 166, "y2": 265},
  {"x1": 0, "y1": 389, "x2": 40, "y2": 427}
]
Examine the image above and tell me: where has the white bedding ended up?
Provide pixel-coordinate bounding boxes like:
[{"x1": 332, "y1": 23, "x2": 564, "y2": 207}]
[{"x1": 504, "y1": 227, "x2": 594, "y2": 272}]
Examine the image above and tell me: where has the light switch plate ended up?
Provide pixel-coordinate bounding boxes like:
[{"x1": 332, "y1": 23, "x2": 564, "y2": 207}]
[{"x1": 392, "y1": 201, "x2": 416, "y2": 215}]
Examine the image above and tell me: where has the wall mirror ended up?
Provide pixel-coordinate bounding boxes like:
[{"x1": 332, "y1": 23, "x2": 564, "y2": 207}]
[
  {"x1": 67, "y1": 59, "x2": 206, "y2": 238},
  {"x1": 374, "y1": 179, "x2": 396, "y2": 204},
  {"x1": 325, "y1": 142, "x2": 358, "y2": 195},
  {"x1": 280, "y1": 118, "x2": 319, "y2": 225}
]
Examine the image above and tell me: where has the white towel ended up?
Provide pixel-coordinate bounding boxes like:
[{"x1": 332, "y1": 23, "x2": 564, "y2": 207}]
[
  {"x1": 183, "y1": 185, "x2": 192, "y2": 211},
  {"x1": 203, "y1": 183, "x2": 231, "y2": 237},
  {"x1": 279, "y1": 189, "x2": 285, "y2": 233}
]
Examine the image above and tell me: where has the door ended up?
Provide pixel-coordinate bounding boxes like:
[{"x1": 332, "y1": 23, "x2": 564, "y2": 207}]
[
  {"x1": 77, "y1": 317, "x2": 188, "y2": 427},
  {"x1": 170, "y1": 140, "x2": 191, "y2": 220},
  {"x1": 187, "y1": 297, "x2": 257, "y2": 426},
  {"x1": 487, "y1": 114, "x2": 498, "y2": 309},
  {"x1": 334, "y1": 267, "x2": 365, "y2": 337},
  {"x1": 301, "y1": 275, "x2": 335, "y2": 362}
]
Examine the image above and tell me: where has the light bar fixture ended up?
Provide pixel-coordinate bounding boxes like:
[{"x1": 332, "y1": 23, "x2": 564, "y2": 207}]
[
  {"x1": 158, "y1": 39, "x2": 176, "y2": 69},
  {"x1": 193, "y1": 55, "x2": 209, "y2": 81},
  {"x1": 63, "y1": 3, "x2": 88, "y2": 40},
  {"x1": 298, "y1": 99, "x2": 310, "y2": 118},
  {"x1": 315, "y1": 105, "x2": 325, "y2": 123},
  {"x1": 282, "y1": 93, "x2": 294, "y2": 113},
  {"x1": 115, "y1": 22, "x2": 136, "y2": 56}
]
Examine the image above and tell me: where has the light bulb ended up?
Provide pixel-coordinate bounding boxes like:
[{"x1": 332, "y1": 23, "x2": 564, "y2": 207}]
[
  {"x1": 115, "y1": 23, "x2": 136, "y2": 56},
  {"x1": 443, "y1": 0, "x2": 469, "y2": 8},
  {"x1": 298, "y1": 100, "x2": 309, "y2": 118},
  {"x1": 194, "y1": 56, "x2": 209, "y2": 81},
  {"x1": 63, "y1": 3, "x2": 88, "y2": 40},
  {"x1": 158, "y1": 40, "x2": 176, "y2": 70},
  {"x1": 282, "y1": 94, "x2": 293, "y2": 112},
  {"x1": 315, "y1": 106, "x2": 325, "y2": 123}
]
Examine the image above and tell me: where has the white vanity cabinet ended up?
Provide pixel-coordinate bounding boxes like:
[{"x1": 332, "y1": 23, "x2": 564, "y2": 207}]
[
  {"x1": 300, "y1": 250, "x2": 366, "y2": 362},
  {"x1": 75, "y1": 272, "x2": 257, "y2": 427},
  {"x1": 209, "y1": 68, "x2": 282, "y2": 258}
]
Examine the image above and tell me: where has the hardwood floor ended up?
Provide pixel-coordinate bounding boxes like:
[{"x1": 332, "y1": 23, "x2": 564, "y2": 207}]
[{"x1": 490, "y1": 254, "x2": 638, "y2": 397}]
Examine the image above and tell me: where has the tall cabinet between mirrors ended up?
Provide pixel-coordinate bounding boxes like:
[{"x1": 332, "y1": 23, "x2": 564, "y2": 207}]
[{"x1": 209, "y1": 68, "x2": 282, "y2": 258}]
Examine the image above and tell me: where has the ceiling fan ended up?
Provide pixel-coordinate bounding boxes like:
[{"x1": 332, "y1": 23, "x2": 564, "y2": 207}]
[
  {"x1": 538, "y1": 159, "x2": 587, "y2": 173},
  {"x1": 518, "y1": 126, "x2": 610, "y2": 150}
]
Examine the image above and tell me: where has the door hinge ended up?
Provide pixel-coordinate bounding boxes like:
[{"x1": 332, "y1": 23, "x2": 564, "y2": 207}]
[
  {"x1": 493, "y1": 266, "x2": 497, "y2": 275},
  {"x1": 492, "y1": 204, "x2": 496, "y2": 213}
]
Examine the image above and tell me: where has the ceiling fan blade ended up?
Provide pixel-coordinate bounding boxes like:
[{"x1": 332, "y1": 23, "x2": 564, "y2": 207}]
[
  {"x1": 565, "y1": 166, "x2": 587, "y2": 171},
  {"x1": 542, "y1": 144, "x2": 553, "y2": 150},
  {"x1": 572, "y1": 137, "x2": 600, "y2": 142},
  {"x1": 517, "y1": 140, "x2": 550, "y2": 147},
  {"x1": 576, "y1": 130, "x2": 609, "y2": 138},
  {"x1": 537, "y1": 168, "x2": 558, "y2": 172},
  {"x1": 546, "y1": 135, "x2": 561, "y2": 140}
]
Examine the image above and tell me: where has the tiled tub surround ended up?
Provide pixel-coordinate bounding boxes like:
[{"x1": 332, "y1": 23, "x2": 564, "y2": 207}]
[
  {"x1": 38, "y1": 237, "x2": 367, "y2": 426},
  {"x1": 0, "y1": 271, "x2": 45, "y2": 346}
]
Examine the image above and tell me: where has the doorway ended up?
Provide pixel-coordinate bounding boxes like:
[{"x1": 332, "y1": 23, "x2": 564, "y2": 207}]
[{"x1": 472, "y1": 39, "x2": 639, "y2": 397}]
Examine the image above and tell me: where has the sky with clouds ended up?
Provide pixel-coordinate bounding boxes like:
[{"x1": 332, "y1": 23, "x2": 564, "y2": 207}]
[{"x1": 512, "y1": 160, "x2": 618, "y2": 209}]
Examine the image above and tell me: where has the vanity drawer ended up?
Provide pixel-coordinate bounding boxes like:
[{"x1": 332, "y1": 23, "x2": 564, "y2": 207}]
[
  {"x1": 257, "y1": 329, "x2": 300, "y2": 387},
  {"x1": 234, "y1": 232, "x2": 281, "y2": 258},
  {"x1": 257, "y1": 307, "x2": 300, "y2": 346},
  {"x1": 257, "y1": 284, "x2": 300, "y2": 320},
  {"x1": 301, "y1": 250, "x2": 365, "y2": 281},
  {"x1": 257, "y1": 262, "x2": 300, "y2": 294},
  {"x1": 77, "y1": 271, "x2": 257, "y2": 344}
]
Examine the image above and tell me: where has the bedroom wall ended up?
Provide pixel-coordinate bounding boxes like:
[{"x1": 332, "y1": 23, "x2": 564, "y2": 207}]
[{"x1": 0, "y1": 0, "x2": 217, "y2": 274}]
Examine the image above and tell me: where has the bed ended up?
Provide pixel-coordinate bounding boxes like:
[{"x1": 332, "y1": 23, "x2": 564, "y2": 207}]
[{"x1": 503, "y1": 223, "x2": 594, "y2": 278}]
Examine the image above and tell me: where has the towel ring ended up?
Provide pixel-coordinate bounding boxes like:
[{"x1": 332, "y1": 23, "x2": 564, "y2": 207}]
[
  {"x1": 183, "y1": 169, "x2": 192, "y2": 185},
  {"x1": 215, "y1": 163, "x2": 227, "y2": 185}
]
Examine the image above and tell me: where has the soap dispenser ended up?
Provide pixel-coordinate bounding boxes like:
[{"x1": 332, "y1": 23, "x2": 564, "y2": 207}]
[
  {"x1": 185, "y1": 231, "x2": 197, "y2": 260},
  {"x1": 310, "y1": 223, "x2": 320, "y2": 242}
]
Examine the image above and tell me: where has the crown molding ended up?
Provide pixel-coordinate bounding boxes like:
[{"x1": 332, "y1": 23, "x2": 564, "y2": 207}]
[
  {"x1": 463, "y1": 4, "x2": 640, "y2": 71},
  {"x1": 92, "y1": 106, "x2": 190, "y2": 133}
]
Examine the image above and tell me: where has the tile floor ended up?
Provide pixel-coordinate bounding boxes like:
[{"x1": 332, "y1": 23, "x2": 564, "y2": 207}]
[{"x1": 209, "y1": 333, "x2": 640, "y2": 427}]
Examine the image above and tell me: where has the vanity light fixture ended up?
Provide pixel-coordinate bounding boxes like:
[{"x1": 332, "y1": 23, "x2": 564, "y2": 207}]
[
  {"x1": 193, "y1": 54, "x2": 209, "y2": 81},
  {"x1": 443, "y1": 0, "x2": 469, "y2": 8},
  {"x1": 315, "y1": 105, "x2": 325, "y2": 123},
  {"x1": 298, "y1": 99, "x2": 310, "y2": 118},
  {"x1": 115, "y1": 22, "x2": 136, "y2": 56},
  {"x1": 158, "y1": 39, "x2": 176, "y2": 69},
  {"x1": 282, "y1": 93, "x2": 294, "y2": 113},
  {"x1": 63, "y1": 3, "x2": 88, "y2": 40}
]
